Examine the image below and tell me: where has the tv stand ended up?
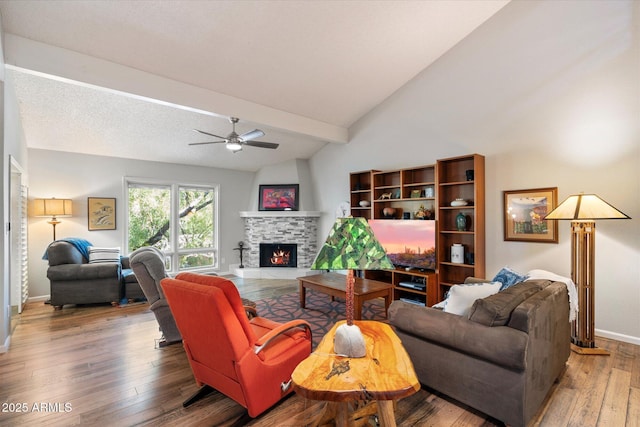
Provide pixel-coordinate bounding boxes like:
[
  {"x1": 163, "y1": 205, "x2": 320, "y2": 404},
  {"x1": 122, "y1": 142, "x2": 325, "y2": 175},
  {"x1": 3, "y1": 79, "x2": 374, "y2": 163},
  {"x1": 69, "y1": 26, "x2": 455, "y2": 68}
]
[{"x1": 363, "y1": 268, "x2": 437, "y2": 307}]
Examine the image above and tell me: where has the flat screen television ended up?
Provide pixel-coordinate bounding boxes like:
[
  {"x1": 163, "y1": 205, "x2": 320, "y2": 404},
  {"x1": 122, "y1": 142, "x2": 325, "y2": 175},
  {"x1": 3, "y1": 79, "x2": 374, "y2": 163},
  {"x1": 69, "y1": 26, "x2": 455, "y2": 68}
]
[{"x1": 368, "y1": 219, "x2": 436, "y2": 271}]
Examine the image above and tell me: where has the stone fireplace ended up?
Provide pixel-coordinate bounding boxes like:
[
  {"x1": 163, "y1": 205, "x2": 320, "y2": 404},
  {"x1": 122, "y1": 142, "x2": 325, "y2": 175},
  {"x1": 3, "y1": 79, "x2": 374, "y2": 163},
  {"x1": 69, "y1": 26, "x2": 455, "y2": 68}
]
[{"x1": 237, "y1": 211, "x2": 321, "y2": 279}]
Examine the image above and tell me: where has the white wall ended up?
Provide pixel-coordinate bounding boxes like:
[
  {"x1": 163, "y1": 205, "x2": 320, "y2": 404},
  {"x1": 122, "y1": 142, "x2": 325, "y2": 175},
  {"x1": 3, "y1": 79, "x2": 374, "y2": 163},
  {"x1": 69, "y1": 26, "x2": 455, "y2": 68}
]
[
  {"x1": 247, "y1": 158, "x2": 317, "y2": 212},
  {"x1": 310, "y1": 0, "x2": 640, "y2": 343},
  {"x1": 27, "y1": 149, "x2": 255, "y2": 299}
]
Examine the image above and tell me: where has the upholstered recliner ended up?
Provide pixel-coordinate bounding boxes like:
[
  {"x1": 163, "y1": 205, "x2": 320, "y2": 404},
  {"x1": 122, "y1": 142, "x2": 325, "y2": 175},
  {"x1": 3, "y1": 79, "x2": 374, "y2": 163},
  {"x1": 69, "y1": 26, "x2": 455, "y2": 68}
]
[
  {"x1": 46, "y1": 240, "x2": 122, "y2": 309},
  {"x1": 129, "y1": 247, "x2": 181, "y2": 346},
  {"x1": 161, "y1": 272, "x2": 312, "y2": 419}
]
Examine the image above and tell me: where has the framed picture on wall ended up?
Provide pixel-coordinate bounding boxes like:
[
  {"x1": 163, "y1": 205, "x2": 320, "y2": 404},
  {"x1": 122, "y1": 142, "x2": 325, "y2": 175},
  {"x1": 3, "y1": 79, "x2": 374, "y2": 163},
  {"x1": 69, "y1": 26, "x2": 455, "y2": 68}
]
[
  {"x1": 88, "y1": 197, "x2": 116, "y2": 231},
  {"x1": 503, "y1": 187, "x2": 558, "y2": 243},
  {"x1": 258, "y1": 184, "x2": 299, "y2": 211}
]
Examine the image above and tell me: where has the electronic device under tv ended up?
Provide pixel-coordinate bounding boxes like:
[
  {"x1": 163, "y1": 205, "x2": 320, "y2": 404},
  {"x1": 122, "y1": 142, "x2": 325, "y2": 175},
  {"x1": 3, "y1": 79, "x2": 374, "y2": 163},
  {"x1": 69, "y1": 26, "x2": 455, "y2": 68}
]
[{"x1": 368, "y1": 219, "x2": 436, "y2": 271}]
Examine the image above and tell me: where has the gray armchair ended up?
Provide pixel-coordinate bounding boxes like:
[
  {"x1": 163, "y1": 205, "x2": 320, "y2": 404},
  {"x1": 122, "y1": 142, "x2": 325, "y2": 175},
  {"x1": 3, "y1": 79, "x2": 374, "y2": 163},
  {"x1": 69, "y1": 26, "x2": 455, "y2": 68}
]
[
  {"x1": 130, "y1": 247, "x2": 181, "y2": 347},
  {"x1": 46, "y1": 241, "x2": 122, "y2": 309}
]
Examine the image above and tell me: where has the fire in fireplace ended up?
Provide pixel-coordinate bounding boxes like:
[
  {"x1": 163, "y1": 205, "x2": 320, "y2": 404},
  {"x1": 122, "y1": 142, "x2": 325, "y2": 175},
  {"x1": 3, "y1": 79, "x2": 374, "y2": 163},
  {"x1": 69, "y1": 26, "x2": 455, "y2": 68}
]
[{"x1": 259, "y1": 243, "x2": 298, "y2": 268}]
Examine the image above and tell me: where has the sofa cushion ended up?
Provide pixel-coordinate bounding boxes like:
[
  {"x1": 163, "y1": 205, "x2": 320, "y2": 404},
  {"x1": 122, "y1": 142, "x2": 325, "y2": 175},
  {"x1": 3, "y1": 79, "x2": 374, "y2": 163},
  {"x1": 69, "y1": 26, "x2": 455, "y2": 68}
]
[
  {"x1": 468, "y1": 281, "x2": 545, "y2": 326},
  {"x1": 388, "y1": 301, "x2": 528, "y2": 371},
  {"x1": 443, "y1": 282, "x2": 501, "y2": 316},
  {"x1": 88, "y1": 247, "x2": 121, "y2": 264},
  {"x1": 492, "y1": 266, "x2": 528, "y2": 290},
  {"x1": 47, "y1": 263, "x2": 121, "y2": 281}
]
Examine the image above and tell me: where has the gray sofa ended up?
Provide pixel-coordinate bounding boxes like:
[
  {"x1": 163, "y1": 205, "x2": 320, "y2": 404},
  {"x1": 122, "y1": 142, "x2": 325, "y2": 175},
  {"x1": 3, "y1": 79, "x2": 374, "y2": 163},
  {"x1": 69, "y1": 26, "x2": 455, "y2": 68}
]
[
  {"x1": 388, "y1": 278, "x2": 571, "y2": 427},
  {"x1": 46, "y1": 241, "x2": 123, "y2": 309}
]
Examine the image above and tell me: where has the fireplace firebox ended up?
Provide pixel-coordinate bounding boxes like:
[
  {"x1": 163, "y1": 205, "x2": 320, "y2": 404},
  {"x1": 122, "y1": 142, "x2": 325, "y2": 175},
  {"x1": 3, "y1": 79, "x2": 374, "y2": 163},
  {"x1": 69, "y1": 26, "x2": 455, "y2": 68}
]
[{"x1": 259, "y1": 243, "x2": 298, "y2": 268}]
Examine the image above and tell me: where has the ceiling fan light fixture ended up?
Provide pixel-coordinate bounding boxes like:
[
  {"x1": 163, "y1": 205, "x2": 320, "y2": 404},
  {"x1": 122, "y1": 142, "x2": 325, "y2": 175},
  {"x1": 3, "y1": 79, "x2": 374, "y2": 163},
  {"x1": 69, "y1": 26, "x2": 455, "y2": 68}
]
[{"x1": 226, "y1": 141, "x2": 242, "y2": 152}]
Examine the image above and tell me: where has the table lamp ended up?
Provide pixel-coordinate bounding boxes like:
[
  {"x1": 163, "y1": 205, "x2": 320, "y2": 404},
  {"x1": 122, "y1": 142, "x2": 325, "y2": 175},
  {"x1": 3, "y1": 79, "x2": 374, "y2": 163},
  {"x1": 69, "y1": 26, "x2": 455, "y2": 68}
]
[
  {"x1": 310, "y1": 217, "x2": 393, "y2": 357},
  {"x1": 32, "y1": 198, "x2": 73, "y2": 241},
  {"x1": 544, "y1": 193, "x2": 630, "y2": 355}
]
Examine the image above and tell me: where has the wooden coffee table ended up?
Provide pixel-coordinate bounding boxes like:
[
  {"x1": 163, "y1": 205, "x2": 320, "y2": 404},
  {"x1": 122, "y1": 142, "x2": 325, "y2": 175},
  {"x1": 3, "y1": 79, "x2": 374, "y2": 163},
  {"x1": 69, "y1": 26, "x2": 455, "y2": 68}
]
[
  {"x1": 291, "y1": 320, "x2": 420, "y2": 426},
  {"x1": 298, "y1": 273, "x2": 393, "y2": 319}
]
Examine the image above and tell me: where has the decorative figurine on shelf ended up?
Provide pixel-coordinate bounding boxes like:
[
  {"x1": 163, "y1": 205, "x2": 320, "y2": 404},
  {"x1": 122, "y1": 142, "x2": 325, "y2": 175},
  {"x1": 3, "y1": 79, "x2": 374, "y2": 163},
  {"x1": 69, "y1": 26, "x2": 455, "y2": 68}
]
[
  {"x1": 233, "y1": 241, "x2": 248, "y2": 268},
  {"x1": 379, "y1": 192, "x2": 393, "y2": 200},
  {"x1": 414, "y1": 205, "x2": 433, "y2": 220}
]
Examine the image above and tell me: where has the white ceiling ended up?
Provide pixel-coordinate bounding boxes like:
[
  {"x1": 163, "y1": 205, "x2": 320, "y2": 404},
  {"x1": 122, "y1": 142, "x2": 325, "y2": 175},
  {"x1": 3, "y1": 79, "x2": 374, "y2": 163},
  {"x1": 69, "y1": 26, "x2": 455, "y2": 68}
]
[{"x1": 0, "y1": 0, "x2": 509, "y2": 171}]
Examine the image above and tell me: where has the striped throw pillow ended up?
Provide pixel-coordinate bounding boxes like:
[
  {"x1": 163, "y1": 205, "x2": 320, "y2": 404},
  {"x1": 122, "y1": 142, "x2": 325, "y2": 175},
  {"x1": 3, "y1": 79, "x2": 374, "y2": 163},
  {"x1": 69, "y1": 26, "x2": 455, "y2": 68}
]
[{"x1": 88, "y1": 247, "x2": 121, "y2": 264}]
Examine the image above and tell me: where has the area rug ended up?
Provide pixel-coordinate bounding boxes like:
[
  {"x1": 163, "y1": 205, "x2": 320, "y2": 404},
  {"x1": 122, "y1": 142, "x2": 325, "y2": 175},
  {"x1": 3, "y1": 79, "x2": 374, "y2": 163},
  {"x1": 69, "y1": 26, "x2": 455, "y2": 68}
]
[{"x1": 254, "y1": 290, "x2": 386, "y2": 348}]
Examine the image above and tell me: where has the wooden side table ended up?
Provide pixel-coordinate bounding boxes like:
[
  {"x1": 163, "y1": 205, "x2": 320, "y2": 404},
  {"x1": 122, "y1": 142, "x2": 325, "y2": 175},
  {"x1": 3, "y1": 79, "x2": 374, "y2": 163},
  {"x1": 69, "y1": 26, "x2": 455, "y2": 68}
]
[{"x1": 291, "y1": 320, "x2": 419, "y2": 427}]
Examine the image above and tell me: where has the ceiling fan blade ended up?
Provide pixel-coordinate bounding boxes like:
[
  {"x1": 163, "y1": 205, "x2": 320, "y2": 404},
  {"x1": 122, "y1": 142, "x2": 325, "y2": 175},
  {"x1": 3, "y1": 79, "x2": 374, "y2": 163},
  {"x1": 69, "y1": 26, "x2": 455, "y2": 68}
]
[
  {"x1": 244, "y1": 140, "x2": 279, "y2": 149},
  {"x1": 188, "y1": 140, "x2": 226, "y2": 146},
  {"x1": 238, "y1": 129, "x2": 265, "y2": 142},
  {"x1": 193, "y1": 129, "x2": 227, "y2": 139}
]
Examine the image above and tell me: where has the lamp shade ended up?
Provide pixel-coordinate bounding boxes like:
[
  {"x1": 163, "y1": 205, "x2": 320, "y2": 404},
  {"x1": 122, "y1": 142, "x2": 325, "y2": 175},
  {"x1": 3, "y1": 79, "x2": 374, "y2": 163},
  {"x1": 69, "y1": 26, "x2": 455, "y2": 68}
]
[
  {"x1": 544, "y1": 194, "x2": 630, "y2": 220},
  {"x1": 311, "y1": 217, "x2": 393, "y2": 271},
  {"x1": 32, "y1": 198, "x2": 73, "y2": 218}
]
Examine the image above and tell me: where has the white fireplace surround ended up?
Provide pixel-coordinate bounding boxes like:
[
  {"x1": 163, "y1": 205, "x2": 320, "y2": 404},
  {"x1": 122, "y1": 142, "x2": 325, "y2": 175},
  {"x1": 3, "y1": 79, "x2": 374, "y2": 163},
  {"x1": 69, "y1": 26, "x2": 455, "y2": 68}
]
[{"x1": 234, "y1": 211, "x2": 322, "y2": 279}]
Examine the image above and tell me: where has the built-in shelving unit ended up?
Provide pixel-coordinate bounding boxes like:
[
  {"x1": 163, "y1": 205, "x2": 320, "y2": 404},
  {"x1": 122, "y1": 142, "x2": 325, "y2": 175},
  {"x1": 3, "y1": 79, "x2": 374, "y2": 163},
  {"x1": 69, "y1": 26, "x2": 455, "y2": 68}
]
[
  {"x1": 436, "y1": 154, "x2": 485, "y2": 301},
  {"x1": 350, "y1": 155, "x2": 485, "y2": 306}
]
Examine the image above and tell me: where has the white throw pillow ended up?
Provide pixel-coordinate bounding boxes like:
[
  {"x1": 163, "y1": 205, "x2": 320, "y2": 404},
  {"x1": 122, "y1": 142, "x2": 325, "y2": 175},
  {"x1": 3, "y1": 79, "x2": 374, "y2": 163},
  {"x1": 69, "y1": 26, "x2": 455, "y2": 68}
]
[
  {"x1": 443, "y1": 282, "x2": 502, "y2": 317},
  {"x1": 88, "y1": 246, "x2": 121, "y2": 264}
]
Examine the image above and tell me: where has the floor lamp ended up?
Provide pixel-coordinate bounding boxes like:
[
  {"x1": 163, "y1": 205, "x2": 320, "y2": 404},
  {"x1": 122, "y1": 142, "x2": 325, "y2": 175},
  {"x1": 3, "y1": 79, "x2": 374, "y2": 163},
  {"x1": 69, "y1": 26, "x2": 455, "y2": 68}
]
[
  {"x1": 545, "y1": 193, "x2": 630, "y2": 355},
  {"x1": 32, "y1": 198, "x2": 73, "y2": 241}
]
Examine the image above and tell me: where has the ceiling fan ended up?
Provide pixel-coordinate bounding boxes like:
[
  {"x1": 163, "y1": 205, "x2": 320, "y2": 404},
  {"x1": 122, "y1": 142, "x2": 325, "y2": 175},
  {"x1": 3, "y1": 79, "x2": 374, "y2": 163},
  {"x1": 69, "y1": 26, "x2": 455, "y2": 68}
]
[{"x1": 189, "y1": 117, "x2": 279, "y2": 153}]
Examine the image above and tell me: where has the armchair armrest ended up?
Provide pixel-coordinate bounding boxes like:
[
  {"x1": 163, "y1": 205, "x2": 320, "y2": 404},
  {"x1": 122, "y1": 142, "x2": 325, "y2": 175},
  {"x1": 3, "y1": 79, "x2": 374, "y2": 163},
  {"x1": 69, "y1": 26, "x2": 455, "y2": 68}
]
[
  {"x1": 244, "y1": 305, "x2": 257, "y2": 319},
  {"x1": 253, "y1": 319, "x2": 312, "y2": 354},
  {"x1": 47, "y1": 262, "x2": 121, "y2": 281}
]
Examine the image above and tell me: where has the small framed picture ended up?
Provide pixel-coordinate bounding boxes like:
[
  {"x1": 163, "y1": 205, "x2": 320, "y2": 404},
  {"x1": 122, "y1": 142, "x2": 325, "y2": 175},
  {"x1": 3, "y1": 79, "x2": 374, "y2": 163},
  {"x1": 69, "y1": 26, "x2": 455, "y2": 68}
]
[
  {"x1": 258, "y1": 184, "x2": 299, "y2": 211},
  {"x1": 503, "y1": 188, "x2": 558, "y2": 243},
  {"x1": 88, "y1": 197, "x2": 116, "y2": 231},
  {"x1": 410, "y1": 189, "x2": 422, "y2": 198}
]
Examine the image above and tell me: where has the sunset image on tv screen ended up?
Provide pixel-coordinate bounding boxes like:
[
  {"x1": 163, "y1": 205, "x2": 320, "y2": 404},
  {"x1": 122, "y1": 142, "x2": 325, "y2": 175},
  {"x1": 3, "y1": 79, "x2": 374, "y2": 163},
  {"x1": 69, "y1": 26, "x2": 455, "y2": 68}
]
[{"x1": 368, "y1": 220, "x2": 436, "y2": 270}]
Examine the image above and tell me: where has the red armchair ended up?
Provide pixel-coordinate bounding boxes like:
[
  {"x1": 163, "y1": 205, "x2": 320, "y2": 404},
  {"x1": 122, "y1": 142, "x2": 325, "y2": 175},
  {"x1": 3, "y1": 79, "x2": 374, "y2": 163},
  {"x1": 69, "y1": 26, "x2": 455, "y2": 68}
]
[{"x1": 160, "y1": 272, "x2": 312, "y2": 419}]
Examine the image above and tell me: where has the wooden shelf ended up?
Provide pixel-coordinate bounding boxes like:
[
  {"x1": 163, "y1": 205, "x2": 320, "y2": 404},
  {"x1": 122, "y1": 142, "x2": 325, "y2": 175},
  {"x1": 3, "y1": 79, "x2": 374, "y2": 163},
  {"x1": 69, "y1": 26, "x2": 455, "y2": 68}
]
[
  {"x1": 349, "y1": 170, "x2": 377, "y2": 219},
  {"x1": 436, "y1": 154, "x2": 485, "y2": 301},
  {"x1": 364, "y1": 269, "x2": 437, "y2": 307}
]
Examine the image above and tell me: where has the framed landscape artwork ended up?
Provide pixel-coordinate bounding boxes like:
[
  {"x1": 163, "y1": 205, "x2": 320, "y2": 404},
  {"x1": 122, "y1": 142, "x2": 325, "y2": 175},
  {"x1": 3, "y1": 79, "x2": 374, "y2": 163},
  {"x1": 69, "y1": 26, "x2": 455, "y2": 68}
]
[
  {"x1": 259, "y1": 184, "x2": 299, "y2": 211},
  {"x1": 503, "y1": 187, "x2": 558, "y2": 243},
  {"x1": 88, "y1": 197, "x2": 116, "y2": 231}
]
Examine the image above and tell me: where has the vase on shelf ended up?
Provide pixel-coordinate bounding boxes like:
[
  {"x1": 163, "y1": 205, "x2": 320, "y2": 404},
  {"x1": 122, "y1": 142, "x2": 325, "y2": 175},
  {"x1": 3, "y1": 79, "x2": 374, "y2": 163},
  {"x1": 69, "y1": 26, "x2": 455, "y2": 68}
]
[
  {"x1": 456, "y1": 212, "x2": 467, "y2": 231},
  {"x1": 382, "y1": 207, "x2": 396, "y2": 218},
  {"x1": 451, "y1": 244, "x2": 464, "y2": 264}
]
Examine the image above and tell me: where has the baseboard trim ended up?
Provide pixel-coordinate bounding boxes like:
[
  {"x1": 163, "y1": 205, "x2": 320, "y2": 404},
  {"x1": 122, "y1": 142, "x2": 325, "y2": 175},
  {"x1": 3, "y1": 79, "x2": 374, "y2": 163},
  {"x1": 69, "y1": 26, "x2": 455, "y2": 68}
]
[
  {"x1": 27, "y1": 295, "x2": 50, "y2": 303},
  {"x1": 0, "y1": 334, "x2": 11, "y2": 353},
  {"x1": 596, "y1": 329, "x2": 640, "y2": 346}
]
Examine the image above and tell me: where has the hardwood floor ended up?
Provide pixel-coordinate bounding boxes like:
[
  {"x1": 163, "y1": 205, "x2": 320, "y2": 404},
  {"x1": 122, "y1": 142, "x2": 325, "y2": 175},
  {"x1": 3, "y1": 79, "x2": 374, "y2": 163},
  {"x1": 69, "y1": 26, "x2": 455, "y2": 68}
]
[{"x1": 1, "y1": 277, "x2": 638, "y2": 426}]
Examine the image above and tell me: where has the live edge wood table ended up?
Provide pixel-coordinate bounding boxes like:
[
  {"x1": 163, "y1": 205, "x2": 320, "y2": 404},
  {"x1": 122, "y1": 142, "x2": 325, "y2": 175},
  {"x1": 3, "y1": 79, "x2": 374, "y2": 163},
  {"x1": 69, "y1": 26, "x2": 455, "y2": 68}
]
[
  {"x1": 291, "y1": 320, "x2": 420, "y2": 427},
  {"x1": 298, "y1": 273, "x2": 394, "y2": 319}
]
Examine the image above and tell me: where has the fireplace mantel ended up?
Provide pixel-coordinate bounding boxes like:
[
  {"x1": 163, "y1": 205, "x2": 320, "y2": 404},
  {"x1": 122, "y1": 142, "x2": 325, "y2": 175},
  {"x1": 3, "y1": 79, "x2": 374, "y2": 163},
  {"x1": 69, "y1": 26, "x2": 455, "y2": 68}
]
[{"x1": 239, "y1": 211, "x2": 322, "y2": 218}]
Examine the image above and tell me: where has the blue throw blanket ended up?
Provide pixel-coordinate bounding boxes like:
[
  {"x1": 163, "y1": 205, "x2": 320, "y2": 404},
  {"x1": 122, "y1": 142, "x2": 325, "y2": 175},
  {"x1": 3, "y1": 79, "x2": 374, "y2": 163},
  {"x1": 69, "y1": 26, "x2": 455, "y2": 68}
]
[{"x1": 42, "y1": 237, "x2": 93, "y2": 261}]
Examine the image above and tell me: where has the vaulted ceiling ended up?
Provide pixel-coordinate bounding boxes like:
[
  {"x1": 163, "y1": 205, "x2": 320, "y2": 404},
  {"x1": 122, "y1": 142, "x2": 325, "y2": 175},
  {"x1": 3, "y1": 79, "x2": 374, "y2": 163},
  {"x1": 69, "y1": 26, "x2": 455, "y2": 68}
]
[{"x1": 0, "y1": 0, "x2": 509, "y2": 171}]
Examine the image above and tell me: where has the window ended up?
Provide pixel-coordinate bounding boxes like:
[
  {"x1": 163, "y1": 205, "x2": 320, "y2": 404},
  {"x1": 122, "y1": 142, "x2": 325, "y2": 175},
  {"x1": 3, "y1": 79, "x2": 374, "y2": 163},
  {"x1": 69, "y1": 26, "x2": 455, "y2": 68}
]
[{"x1": 126, "y1": 179, "x2": 218, "y2": 272}]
